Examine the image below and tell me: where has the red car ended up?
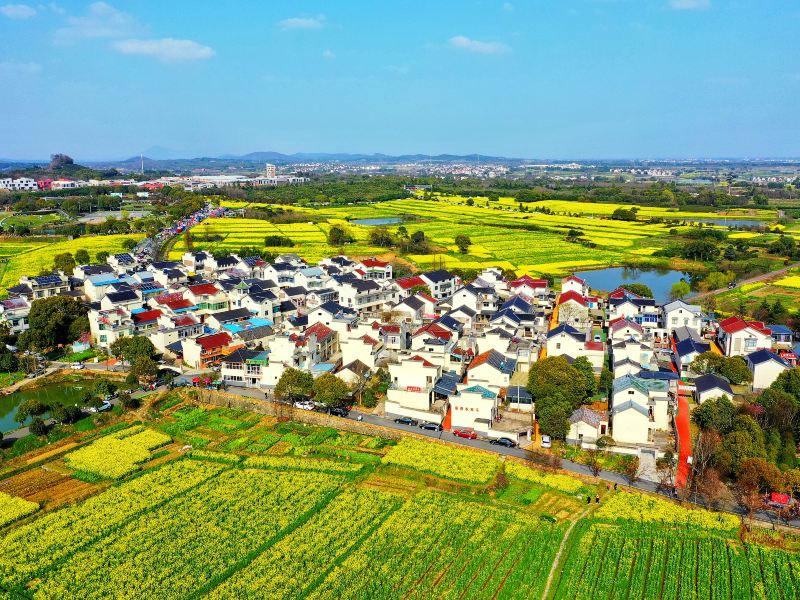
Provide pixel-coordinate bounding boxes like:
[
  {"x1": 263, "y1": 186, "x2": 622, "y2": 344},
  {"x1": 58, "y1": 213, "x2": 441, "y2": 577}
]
[{"x1": 453, "y1": 429, "x2": 478, "y2": 440}]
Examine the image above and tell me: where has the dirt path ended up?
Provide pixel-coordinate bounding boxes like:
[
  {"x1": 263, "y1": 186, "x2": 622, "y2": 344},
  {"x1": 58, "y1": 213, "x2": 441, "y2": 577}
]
[
  {"x1": 692, "y1": 261, "x2": 800, "y2": 300},
  {"x1": 541, "y1": 506, "x2": 592, "y2": 600}
]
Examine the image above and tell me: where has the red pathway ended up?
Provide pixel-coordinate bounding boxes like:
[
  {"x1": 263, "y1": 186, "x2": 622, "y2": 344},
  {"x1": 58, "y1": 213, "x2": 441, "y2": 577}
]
[
  {"x1": 442, "y1": 406, "x2": 452, "y2": 431},
  {"x1": 675, "y1": 392, "x2": 691, "y2": 489},
  {"x1": 668, "y1": 337, "x2": 691, "y2": 489}
]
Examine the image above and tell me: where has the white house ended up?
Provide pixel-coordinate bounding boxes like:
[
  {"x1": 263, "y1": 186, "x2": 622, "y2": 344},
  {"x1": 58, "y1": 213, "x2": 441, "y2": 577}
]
[
  {"x1": 693, "y1": 373, "x2": 734, "y2": 404},
  {"x1": 717, "y1": 316, "x2": 772, "y2": 357},
  {"x1": 747, "y1": 349, "x2": 791, "y2": 391},
  {"x1": 450, "y1": 384, "x2": 499, "y2": 434},
  {"x1": 465, "y1": 349, "x2": 516, "y2": 392},
  {"x1": 560, "y1": 274, "x2": 588, "y2": 296},
  {"x1": 385, "y1": 355, "x2": 443, "y2": 421},
  {"x1": 662, "y1": 300, "x2": 703, "y2": 336},
  {"x1": 567, "y1": 407, "x2": 609, "y2": 447},
  {"x1": 610, "y1": 375, "x2": 670, "y2": 446}
]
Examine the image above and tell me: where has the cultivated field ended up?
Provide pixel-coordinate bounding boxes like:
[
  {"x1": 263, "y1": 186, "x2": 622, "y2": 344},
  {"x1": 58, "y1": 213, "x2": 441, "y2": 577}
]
[
  {"x1": 176, "y1": 197, "x2": 699, "y2": 274},
  {"x1": 0, "y1": 233, "x2": 143, "y2": 291},
  {"x1": 0, "y1": 397, "x2": 796, "y2": 599}
]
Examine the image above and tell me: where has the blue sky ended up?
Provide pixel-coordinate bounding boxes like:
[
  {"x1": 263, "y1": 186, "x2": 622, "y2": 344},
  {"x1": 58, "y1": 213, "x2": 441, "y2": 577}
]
[{"x1": 1, "y1": 0, "x2": 798, "y2": 160}]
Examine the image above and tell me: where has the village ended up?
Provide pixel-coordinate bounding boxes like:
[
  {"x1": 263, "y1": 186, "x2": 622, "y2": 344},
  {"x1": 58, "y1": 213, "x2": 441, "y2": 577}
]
[{"x1": 2, "y1": 241, "x2": 794, "y2": 487}]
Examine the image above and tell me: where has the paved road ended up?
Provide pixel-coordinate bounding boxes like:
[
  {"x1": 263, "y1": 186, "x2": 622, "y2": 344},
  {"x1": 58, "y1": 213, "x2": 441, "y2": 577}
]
[{"x1": 692, "y1": 261, "x2": 800, "y2": 300}]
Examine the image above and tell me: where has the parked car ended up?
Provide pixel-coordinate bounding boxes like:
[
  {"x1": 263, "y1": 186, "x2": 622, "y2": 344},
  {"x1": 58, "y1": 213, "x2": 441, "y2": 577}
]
[
  {"x1": 89, "y1": 400, "x2": 112, "y2": 414},
  {"x1": 70, "y1": 362, "x2": 85, "y2": 370},
  {"x1": 293, "y1": 400, "x2": 315, "y2": 411},
  {"x1": 541, "y1": 434, "x2": 552, "y2": 449},
  {"x1": 329, "y1": 406, "x2": 349, "y2": 418},
  {"x1": 393, "y1": 416, "x2": 418, "y2": 426},
  {"x1": 419, "y1": 422, "x2": 442, "y2": 432},
  {"x1": 453, "y1": 428, "x2": 478, "y2": 439},
  {"x1": 490, "y1": 437, "x2": 517, "y2": 448}
]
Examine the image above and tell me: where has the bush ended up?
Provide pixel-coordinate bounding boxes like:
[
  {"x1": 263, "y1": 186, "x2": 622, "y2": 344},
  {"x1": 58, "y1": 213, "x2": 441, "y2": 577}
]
[{"x1": 28, "y1": 417, "x2": 48, "y2": 437}]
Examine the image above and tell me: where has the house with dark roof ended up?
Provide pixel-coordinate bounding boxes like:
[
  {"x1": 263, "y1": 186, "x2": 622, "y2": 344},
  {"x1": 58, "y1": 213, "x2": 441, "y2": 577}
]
[
  {"x1": 467, "y1": 349, "x2": 516, "y2": 391},
  {"x1": 674, "y1": 337, "x2": 711, "y2": 375},
  {"x1": 567, "y1": 407, "x2": 609, "y2": 447},
  {"x1": 769, "y1": 324, "x2": 794, "y2": 349},
  {"x1": 100, "y1": 289, "x2": 142, "y2": 311},
  {"x1": 505, "y1": 385, "x2": 533, "y2": 412},
  {"x1": 420, "y1": 269, "x2": 459, "y2": 301},
  {"x1": 610, "y1": 375, "x2": 670, "y2": 446},
  {"x1": 747, "y1": 349, "x2": 791, "y2": 390},
  {"x1": 205, "y1": 308, "x2": 253, "y2": 330},
  {"x1": 694, "y1": 373, "x2": 733, "y2": 403},
  {"x1": 220, "y1": 349, "x2": 268, "y2": 387}
]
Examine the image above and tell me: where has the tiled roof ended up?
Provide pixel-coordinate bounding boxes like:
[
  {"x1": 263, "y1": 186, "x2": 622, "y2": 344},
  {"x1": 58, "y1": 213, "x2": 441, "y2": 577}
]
[
  {"x1": 396, "y1": 275, "x2": 426, "y2": 290},
  {"x1": 409, "y1": 355, "x2": 436, "y2": 367},
  {"x1": 188, "y1": 283, "x2": 220, "y2": 296},
  {"x1": 718, "y1": 316, "x2": 771, "y2": 336},
  {"x1": 468, "y1": 349, "x2": 516, "y2": 375},
  {"x1": 558, "y1": 290, "x2": 587, "y2": 306},
  {"x1": 196, "y1": 332, "x2": 231, "y2": 349},
  {"x1": 132, "y1": 309, "x2": 162, "y2": 323}
]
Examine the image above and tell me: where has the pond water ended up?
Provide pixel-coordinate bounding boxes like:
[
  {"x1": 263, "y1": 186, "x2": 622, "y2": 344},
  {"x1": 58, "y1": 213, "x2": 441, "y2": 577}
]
[
  {"x1": 351, "y1": 217, "x2": 402, "y2": 226},
  {"x1": 0, "y1": 383, "x2": 88, "y2": 433},
  {"x1": 573, "y1": 267, "x2": 689, "y2": 303},
  {"x1": 684, "y1": 218, "x2": 768, "y2": 228}
]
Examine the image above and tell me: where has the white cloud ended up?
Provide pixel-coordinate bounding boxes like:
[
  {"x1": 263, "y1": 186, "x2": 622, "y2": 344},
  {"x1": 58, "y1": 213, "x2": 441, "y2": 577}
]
[
  {"x1": 502, "y1": 2, "x2": 514, "y2": 11},
  {"x1": 112, "y1": 38, "x2": 215, "y2": 62},
  {"x1": 448, "y1": 35, "x2": 510, "y2": 55},
  {"x1": 0, "y1": 60, "x2": 42, "y2": 77},
  {"x1": 278, "y1": 14, "x2": 325, "y2": 30},
  {"x1": 669, "y1": 0, "x2": 710, "y2": 9},
  {"x1": 0, "y1": 3, "x2": 36, "y2": 19},
  {"x1": 322, "y1": 49, "x2": 335, "y2": 60},
  {"x1": 54, "y1": 2, "x2": 140, "y2": 43},
  {"x1": 48, "y1": 3, "x2": 65, "y2": 15}
]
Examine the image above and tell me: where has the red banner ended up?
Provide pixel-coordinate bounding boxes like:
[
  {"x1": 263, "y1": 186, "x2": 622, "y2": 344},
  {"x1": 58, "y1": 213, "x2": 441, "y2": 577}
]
[{"x1": 771, "y1": 492, "x2": 790, "y2": 505}]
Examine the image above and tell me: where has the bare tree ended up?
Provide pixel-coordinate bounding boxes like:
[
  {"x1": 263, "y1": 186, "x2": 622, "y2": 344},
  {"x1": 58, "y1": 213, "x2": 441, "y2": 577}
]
[{"x1": 623, "y1": 456, "x2": 641, "y2": 486}]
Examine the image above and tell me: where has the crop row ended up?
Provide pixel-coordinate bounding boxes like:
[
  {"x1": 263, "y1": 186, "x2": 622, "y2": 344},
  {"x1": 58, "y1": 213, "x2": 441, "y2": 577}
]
[
  {"x1": 243, "y1": 455, "x2": 364, "y2": 474},
  {"x1": 504, "y1": 461, "x2": 587, "y2": 493},
  {"x1": 306, "y1": 490, "x2": 563, "y2": 599},
  {"x1": 0, "y1": 460, "x2": 226, "y2": 587},
  {"x1": 29, "y1": 468, "x2": 344, "y2": 599},
  {"x1": 553, "y1": 522, "x2": 799, "y2": 600},
  {"x1": 206, "y1": 487, "x2": 402, "y2": 599}
]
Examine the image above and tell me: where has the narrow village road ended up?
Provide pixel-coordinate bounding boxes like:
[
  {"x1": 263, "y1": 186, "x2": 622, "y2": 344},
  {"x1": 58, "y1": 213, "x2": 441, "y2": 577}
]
[
  {"x1": 541, "y1": 506, "x2": 593, "y2": 600},
  {"x1": 691, "y1": 261, "x2": 800, "y2": 300}
]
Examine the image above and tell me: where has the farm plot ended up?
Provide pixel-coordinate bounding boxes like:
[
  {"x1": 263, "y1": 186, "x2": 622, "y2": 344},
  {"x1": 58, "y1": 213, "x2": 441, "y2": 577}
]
[
  {"x1": 0, "y1": 233, "x2": 143, "y2": 291},
  {"x1": 551, "y1": 522, "x2": 799, "y2": 600},
  {"x1": 306, "y1": 490, "x2": 564, "y2": 600},
  {"x1": 381, "y1": 438, "x2": 499, "y2": 484},
  {"x1": 28, "y1": 468, "x2": 343, "y2": 600},
  {"x1": 64, "y1": 425, "x2": 172, "y2": 479},
  {"x1": 0, "y1": 491, "x2": 38, "y2": 528}
]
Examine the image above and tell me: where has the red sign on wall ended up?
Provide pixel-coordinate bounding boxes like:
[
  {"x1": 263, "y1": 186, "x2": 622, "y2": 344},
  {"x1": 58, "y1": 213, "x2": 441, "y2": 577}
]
[{"x1": 406, "y1": 386, "x2": 422, "y2": 393}]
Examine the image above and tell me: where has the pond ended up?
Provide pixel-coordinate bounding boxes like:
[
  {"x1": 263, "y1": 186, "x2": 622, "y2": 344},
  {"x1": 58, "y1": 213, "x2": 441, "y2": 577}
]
[
  {"x1": 573, "y1": 267, "x2": 690, "y2": 303},
  {"x1": 684, "y1": 218, "x2": 768, "y2": 228},
  {"x1": 0, "y1": 382, "x2": 89, "y2": 434},
  {"x1": 351, "y1": 217, "x2": 403, "y2": 226}
]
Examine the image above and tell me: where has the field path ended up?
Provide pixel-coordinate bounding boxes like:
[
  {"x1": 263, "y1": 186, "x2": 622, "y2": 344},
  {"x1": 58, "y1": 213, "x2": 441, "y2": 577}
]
[
  {"x1": 541, "y1": 506, "x2": 592, "y2": 600},
  {"x1": 692, "y1": 261, "x2": 800, "y2": 299}
]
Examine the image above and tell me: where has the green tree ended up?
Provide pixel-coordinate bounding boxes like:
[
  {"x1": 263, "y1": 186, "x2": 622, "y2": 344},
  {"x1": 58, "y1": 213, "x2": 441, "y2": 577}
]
[
  {"x1": 536, "y1": 400, "x2": 571, "y2": 439},
  {"x1": 599, "y1": 367, "x2": 614, "y2": 396},
  {"x1": 312, "y1": 373, "x2": 351, "y2": 408},
  {"x1": 327, "y1": 226, "x2": 353, "y2": 245},
  {"x1": 121, "y1": 238, "x2": 138, "y2": 251},
  {"x1": 14, "y1": 398, "x2": 47, "y2": 423},
  {"x1": 274, "y1": 368, "x2": 314, "y2": 402},
  {"x1": 572, "y1": 356, "x2": 597, "y2": 397},
  {"x1": 369, "y1": 226, "x2": 395, "y2": 247},
  {"x1": 118, "y1": 391, "x2": 139, "y2": 410},
  {"x1": 130, "y1": 355, "x2": 159, "y2": 384},
  {"x1": 528, "y1": 356, "x2": 588, "y2": 406},
  {"x1": 96, "y1": 250, "x2": 110, "y2": 262},
  {"x1": 28, "y1": 417, "x2": 48, "y2": 437},
  {"x1": 16, "y1": 296, "x2": 88, "y2": 351},
  {"x1": 110, "y1": 336, "x2": 157, "y2": 364},
  {"x1": 719, "y1": 356, "x2": 752, "y2": 385},
  {"x1": 620, "y1": 283, "x2": 653, "y2": 298},
  {"x1": 454, "y1": 234, "x2": 472, "y2": 254},
  {"x1": 691, "y1": 395, "x2": 736, "y2": 434},
  {"x1": 53, "y1": 252, "x2": 76, "y2": 274},
  {"x1": 74, "y1": 249, "x2": 90, "y2": 264},
  {"x1": 0, "y1": 351, "x2": 19, "y2": 373},
  {"x1": 669, "y1": 280, "x2": 691, "y2": 300},
  {"x1": 770, "y1": 368, "x2": 800, "y2": 400}
]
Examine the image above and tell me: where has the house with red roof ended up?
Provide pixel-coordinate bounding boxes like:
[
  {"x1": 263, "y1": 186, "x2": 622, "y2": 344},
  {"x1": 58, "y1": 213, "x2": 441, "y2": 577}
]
[
  {"x1": 354, "y1": 258, "x2": 392, "y2": 281},
  {"x1": 340, "y1": 332, "x2": 384, "y2": 368},
  {"x1": 509, "y1": 275, "x2": 549, "y2": 300},
  {"x1": 148, "y1": 313, "x2": 202, "y2": 354},
  {"x1": 131, "y1": 309, "x2": 163, "y2": 333},
  {"x1": 181, "y1": 331, "x2": 236, "y2": 368},
  {"x1": 185, "y1": 283, "x2": 228, "y2": 315},
  {"x1": 560, "y1": 274, "x2": 588, "y2": 296},
  {"x1": 393, "y1": 275, "x2": 428, "y2": 299},
  {"x1": 716, "y1": 316, "x2": 772, "y2": 357}
]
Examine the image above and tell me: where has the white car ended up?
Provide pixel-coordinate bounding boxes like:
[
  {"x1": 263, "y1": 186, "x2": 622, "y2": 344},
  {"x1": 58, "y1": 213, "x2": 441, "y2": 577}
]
[
  {"x1": 541, "y1": 434, "x2": 552, "y2": 449},
  {"x1": 89, "y1": 400, "x2": 112, "y2": 413},
  {"x1": 293, "y1": 400, "x2": 315, "y2": 411},
  {"x1": 70, "y1": 362, "x2": 85, "y2": 370}
]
